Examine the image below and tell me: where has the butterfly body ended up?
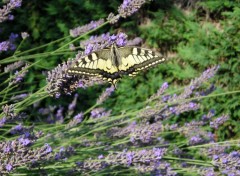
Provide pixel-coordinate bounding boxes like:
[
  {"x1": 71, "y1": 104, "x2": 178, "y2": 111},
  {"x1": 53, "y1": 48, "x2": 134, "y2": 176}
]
[{"x1": 68, "y1": 44, "x2": 165, "y2": 86}]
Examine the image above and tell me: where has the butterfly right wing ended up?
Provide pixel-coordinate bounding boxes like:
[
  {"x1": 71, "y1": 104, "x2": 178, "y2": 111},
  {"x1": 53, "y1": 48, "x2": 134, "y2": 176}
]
[{"x1": 118, "y1": 46, "x2": 166, "y2": 76}]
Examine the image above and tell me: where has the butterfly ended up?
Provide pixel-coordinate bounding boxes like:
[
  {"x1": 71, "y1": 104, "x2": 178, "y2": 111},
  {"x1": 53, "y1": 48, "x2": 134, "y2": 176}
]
[{"x1": 67, "y1": 44, "x2": 166, "y2": 86}]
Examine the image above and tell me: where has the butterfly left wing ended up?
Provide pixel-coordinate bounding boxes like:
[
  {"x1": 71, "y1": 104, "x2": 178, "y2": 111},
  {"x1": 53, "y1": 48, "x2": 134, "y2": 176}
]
[
  {"x1": 118, "y1": 46, "x2": 166, "y2": 76},
  {"x1": 67, "y1": 49, "x2": 120, "y2": 84}
]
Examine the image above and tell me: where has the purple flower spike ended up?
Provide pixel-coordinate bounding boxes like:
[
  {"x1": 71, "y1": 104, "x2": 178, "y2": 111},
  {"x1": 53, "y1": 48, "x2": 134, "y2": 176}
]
[
  {"x1": 10, "y1": 64, "x2": 29, "y2": 85},
  {"x1": 118, "y1": 0, "x2": 149, "y2": 18},
  {"x1": 68, "y1": 94, "x2": 79, "y2": 111},
  {"x1": 0, "y1": 0, "x2": 22, "y2": 23},
  {"x1": 90, "y1": 108, "x2": 111, "y2": 119},
  {"x1": 46, "y1": 60, "x2": 105, "y2": 97},
  {"x1": 189, "y1": 135, "x2": 203, "y2": 145},
  {"x1": 4, "y1": 61, "x2": 25, "y2": 73},
  {"x1": 85, "y1": 44, "x2": 94, "y2": 55},
  {"x1": 210, "y1": 114, "x2": 229, "y2": 129},
  {"x1": 212, "y1": 151, "x2": 240, "y2": 175},
  {"x1": 19, "y1": 138, "x2": 31, "y2": 146},
  {"x1": 98, "y1": 154, "x2": 104, "y2": 159},
  {"x1": 8, "y1": 14, "x2": 14, "y2": 20},
  {"x1": 43, "y1": 143, "x2": 53, "y2": 153},
  {"x1": 0, "y1": 41, "x2": 10, "y2": 52},
  {"x1": 5, "y1": 164, "x2": 13, "y2": 171},
  {"x1": 80, "y1": 32, "x2": 128, "y2": 54},
  {"x1": 96, "y1": 86, "x2": 115, "y2": 105},
  {"x1": 10, "y1": 0, "x2": 22, "y2": 8},
  {"x1": 70, "y1": 19, "x2": 104, "y2": 37},
  {"x1": 66, "y1": 113, "x2": 84, "y2": 128}
]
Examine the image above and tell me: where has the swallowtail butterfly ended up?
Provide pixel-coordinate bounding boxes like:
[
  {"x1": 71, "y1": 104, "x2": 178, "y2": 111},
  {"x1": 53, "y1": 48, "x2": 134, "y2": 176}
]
[{"x1": 68, "y1": 44, "x2": 166, "y2": 86}]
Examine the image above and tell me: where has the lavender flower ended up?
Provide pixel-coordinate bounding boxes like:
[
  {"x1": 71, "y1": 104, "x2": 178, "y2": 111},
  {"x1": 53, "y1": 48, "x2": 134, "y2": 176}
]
[
  {"x1": 96, "y1": 86, "x2": 115, "y2": 105},
  {"x1": 9, "y1": 63, "x2": 29, "y2": 85},
  {"x1": 129, "y1": 121, "x2": 164, "y2": 144},
  {"x1": 55, "y1": 106, "x2": 64, "y2": 123},
  {"x1": 2, "y1": 104, "x2": 15, "y2": 118},
  {"x1": 0, "y1": 0, "x2": 22, "y2": 23},
  {"x1": 212, "y1": 151, "x2": 240, "y2": 176},
  {"x1": 202, "y1": 109, "x2": 215, "y2": 121},
  {"x1": 0, "y1": 138, "x2": 52, "y2": 174},
  {"x1": 189, "y1": 135, "x2": 205, "y2": 145},
  {"x1": 108, "y1": 121, "x2": 137, "y2": 138},
  {"x1": 200, "y1": 144, "x2": 229, "y2": 158},
  {"x1": 107, "y1": 13, "x2": 120, "y2": 24},
  {"x1": 5, "y1": 164, "x2": 13, "y2": 172},
  {"x1": 55, "y1": 146, "x2": 75, "y2": 161},
  {"x1": 1, "y1": 104, "x2": 26, "y2": 127},
  {"x1": 75, "y1": 148, "x2": 167, "y2": 173},
  {"x1": 163, "y1": 66, "x2": 219, "y2": 105},
  {"x1": 68, "y1": 94, "x2": 78, "y2": 111},
  {"x1": 38, "y1": 107, "x2": 51, "y2": 116},
  {"x1": 197, "y1": 167, "x2": 216, "y2": 176},
  {"x1": 164, "y1": 102, "x2": 200, "y2": 116},
  {"x1": 109, "y1": 121, "x2": 164, "y2": 144},
  {"x1": 4, "y1": 60, "x2": 25, "y2": 73},
  {"x1": 178, "y1": 124, "x2": 215, "y2": 145},
  {"x1": 66, "y1": 112, "x2": 84, "y2": 128},
  {"x1": 149, "y1": 82, "x2": 169, "y2": 101},
  {"x1": 18, "y1": 137, "x2": 31, "y2": 146},
  {"x1": 80, "y1": 32, "x2": 128, "y2": 54},
  {"x1": 210, "y1": 114, "x2": 229, "y2": 129},
  {"x1": 146, "y1": 162, "x2": 177, "y2": 175},
  {"x1": 10, "y1": 93, "x2": 28, "y2": 102},
  {"x1": 10, "y1": 123, "x2": 33, "y2": 135},
  {"x1": 0, "y1": 40, "x2": 10, "y2": 52},
  {"x1": 140, "y1": 66, "x2": 219, "y2": 119},
  {"x1": 126, "y1": 37, "x2": 143, "y2": 46},
  {"x1": 70, "y1": 19, "x2": 104, "y2": 37},
  {"x1": 46, "y1": 60, "x2": 105, "y2": 98},
  {"x1": 118, "y1": 0, "x2": 150, "y2": 18},
  {"x1": 90, "y1": 108, "x2": 111, "y2": 118},
  {"x1": 106, "y1": 148, "x2": 167, "y2": 168},
  {"x1": 0, "y1": 33, "x2": 18, "y2": 52},
  {"x1": 75, "y1": 160, "x2": 108, "y2": 173},
  {"x1": 0, "y1": 117, "x2": 7, "y2": 128},
  {"x1": 63, "y1": 93, "x2": 79, "y2": 119},
  {"x1": 21, "y1": 32, "x2": 29, "y2": 39}
]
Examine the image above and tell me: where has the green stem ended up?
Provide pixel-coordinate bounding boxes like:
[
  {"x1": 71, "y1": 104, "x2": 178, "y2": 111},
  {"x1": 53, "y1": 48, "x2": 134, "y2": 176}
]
[
  {"x1": 13, "y1": 39, "x2": 24, "y2": 55},
  {"x1": 52, "y1": 21, "x2": 109, "y2": 53},
  {"x1": 186, "y1": 139, "x2": 240, "y2": 149},
  {"x1": 0, "y1": 36, "x2": 70, "y2": 64},
  {"x1": 0, "y1": 50, "x2": 75, "y2": 64},
  {"x1": 163, "y1": 156, "x2": 213, "y2": 167}
]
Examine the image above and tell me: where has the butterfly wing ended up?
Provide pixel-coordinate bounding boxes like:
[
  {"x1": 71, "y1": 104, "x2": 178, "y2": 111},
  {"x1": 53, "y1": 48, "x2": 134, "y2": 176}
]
[
  {"x1": 118, "y1": 46, "x2": 166, "y2": 76},
  {"x1": 67, "y1": 49, "x2": 120, "y2": 84}
]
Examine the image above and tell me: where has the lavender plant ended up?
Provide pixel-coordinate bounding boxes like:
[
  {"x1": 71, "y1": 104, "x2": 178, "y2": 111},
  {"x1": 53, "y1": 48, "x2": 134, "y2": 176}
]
[{"x1": 0, "y1": 0, "x2": 239, "y2": 175}]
